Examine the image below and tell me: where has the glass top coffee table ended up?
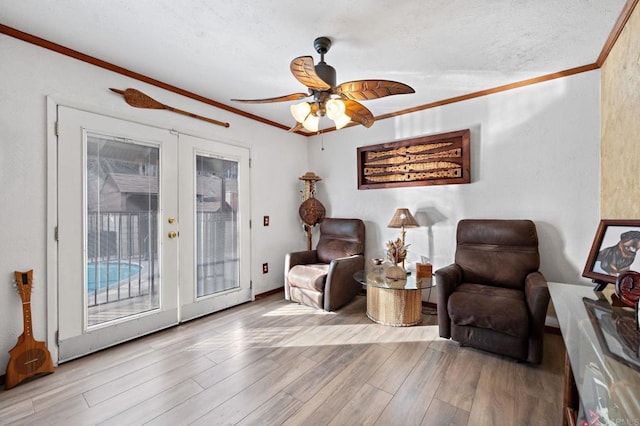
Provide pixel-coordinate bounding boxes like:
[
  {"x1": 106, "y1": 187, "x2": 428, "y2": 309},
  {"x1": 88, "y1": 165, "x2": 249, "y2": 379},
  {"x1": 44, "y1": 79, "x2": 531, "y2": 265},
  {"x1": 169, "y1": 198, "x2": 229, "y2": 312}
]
[{"x1": 354, "y1": 269, "x2": 434, "y2": 326}]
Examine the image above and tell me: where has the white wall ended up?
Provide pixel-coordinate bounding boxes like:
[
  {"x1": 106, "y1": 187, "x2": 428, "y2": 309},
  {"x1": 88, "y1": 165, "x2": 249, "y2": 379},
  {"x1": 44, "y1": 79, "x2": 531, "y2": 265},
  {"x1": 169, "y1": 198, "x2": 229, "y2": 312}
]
[
  {"x1": 307, "y1": 71, "x2": 601, "y2": 302},
  {"x1": 1, "y1": 33, "x2": 602, "y2": 371},
  {"x1": 0, "y1": 35, "x2": 308, "y2": 369}
]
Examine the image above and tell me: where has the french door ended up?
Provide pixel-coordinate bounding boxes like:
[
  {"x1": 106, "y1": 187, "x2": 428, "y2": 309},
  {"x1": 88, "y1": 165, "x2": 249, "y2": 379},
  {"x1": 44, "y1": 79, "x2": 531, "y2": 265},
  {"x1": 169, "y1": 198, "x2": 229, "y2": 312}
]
[
  {"x1": 178, "y1": 134, "x2": 251, "y2": 321},
  {"x1": 56, "y1": 106, "x2": 250, "y2": 362}
]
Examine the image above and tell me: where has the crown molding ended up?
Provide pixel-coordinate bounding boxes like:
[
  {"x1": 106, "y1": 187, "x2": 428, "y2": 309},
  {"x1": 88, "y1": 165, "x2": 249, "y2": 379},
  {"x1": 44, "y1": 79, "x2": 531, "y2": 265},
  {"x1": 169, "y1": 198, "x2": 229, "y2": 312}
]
[{"x1": 2, "y1": 0, "x2": 637, "y2": 136}]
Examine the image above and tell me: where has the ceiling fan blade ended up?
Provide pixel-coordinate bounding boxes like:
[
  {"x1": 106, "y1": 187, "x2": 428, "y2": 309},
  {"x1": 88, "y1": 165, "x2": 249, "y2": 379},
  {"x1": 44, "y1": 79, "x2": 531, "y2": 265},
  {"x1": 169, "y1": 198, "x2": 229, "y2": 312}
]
[
  {"x1": 290, "y1": 56, "x2": 332, "y2": 91},
  {"x1": 231, "y1": 92, "x2": 309, "y2": 103},
  {"x1": 336, "y1": 80, "x2": 415, "y2": 101},
  {"x1": 344, "y1": 99, "x2": 374, "y2": 128}
]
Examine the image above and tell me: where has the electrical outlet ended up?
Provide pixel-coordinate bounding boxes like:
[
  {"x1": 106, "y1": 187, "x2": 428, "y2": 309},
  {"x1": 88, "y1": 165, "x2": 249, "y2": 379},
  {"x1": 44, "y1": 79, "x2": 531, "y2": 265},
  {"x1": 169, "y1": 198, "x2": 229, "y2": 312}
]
[
  {"x1": 262, "y1": 263, "x2": 269, "y2": 274},
  {"x1": 263, "y1": 216, "x2": 269, "y2": 226}
]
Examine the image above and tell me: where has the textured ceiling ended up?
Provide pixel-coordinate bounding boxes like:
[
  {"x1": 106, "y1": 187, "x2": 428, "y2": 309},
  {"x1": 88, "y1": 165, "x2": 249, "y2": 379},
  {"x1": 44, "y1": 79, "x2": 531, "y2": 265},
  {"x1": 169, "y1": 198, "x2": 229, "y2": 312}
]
[{"x1": 1, "y1": 0, "x2": 628, "y2": 130}]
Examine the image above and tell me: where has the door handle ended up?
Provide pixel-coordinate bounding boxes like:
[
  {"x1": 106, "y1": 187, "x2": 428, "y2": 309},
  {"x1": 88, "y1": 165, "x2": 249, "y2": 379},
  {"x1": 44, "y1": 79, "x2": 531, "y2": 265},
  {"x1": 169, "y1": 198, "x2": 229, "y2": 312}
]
[{"x1": 168, "y1": 231, "x2": 178, "y2": 239}]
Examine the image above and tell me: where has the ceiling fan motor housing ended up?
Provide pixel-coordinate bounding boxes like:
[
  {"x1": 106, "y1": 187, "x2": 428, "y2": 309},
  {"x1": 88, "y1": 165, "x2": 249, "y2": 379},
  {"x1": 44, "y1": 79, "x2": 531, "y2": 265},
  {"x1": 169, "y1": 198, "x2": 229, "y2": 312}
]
[
  {"x1": 313, "y1": 36, "x2": 337, "y2": 88},
  {"x1": 315, "y1": 62, "x2": 336, "y2": 88}
]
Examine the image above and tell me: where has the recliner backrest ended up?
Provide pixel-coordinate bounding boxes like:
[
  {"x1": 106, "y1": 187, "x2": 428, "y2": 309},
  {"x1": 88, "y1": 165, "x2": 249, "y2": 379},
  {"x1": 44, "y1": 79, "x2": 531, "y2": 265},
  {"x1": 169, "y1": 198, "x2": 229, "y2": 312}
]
[
  {"x1": 316, "y1": 218, "x2": 365, "y2": 264},
  {"x1": 455, "y1": 219, "x2": 540, "y2": 289}
]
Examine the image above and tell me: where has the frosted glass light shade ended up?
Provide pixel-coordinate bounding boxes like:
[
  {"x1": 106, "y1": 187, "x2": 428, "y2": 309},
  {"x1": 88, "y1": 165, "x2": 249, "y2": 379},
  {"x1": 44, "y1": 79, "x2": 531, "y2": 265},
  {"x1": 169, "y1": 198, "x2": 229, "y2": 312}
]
[
  {"x1": 290, "y1": 102, "x2": 311, "y2": 123},
  {"x1": 302, "y1": 114, "x2": 319, "y2": 132},
  {"x1": 325, "y1": 98, "x2": 346, "y2": 120},
  {"x1": 333, "y1": 113, "x2": 351, "y2": 129}
]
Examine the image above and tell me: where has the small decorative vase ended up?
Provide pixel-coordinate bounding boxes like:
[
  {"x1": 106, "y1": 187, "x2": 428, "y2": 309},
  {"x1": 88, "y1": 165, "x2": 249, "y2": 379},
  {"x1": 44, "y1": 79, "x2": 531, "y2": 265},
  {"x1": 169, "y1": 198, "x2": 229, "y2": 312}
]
[
  {"x1": 386, "y1": 264, "x2": 407, "y2": 280},
  {"x1": 371, "y1": 258, "x2": 384, "y2": 273}
]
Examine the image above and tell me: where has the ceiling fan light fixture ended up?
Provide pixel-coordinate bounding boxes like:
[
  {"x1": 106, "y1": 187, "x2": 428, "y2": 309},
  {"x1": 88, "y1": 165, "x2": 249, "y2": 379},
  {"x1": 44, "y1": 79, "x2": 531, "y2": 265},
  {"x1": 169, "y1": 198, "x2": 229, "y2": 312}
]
[
  {"x1": 291, "y1": 102, "x2": 312, "y2": 123},
  {"x1": 326, "y1": 98, "x2": 350, "y2": 129},
  {"x1": 325, "y1": 98, "x2": 345, "y2": 120},
  {"x1": 302, "y1": 113, "x2": 320, "y2": 132},
  {"x1": 333, "y1": 113, "x2": 351, "y2": 130}
]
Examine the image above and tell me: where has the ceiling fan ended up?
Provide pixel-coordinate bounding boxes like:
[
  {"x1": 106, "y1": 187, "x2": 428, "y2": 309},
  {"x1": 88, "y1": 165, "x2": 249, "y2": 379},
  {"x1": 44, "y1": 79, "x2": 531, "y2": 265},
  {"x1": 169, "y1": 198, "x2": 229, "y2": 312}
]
[{"x1": 231, "y1": 36, "x2": 415, "y2": 132}]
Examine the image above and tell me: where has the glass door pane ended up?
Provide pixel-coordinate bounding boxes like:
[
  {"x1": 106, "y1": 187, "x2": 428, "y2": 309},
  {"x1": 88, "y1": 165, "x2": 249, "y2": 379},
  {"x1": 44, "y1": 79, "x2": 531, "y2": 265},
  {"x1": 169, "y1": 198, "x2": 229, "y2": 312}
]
[
  {"x1": 86, "y1": 133, "x2": 160, "y2": 326},
  {"x1": 196, "y1": 155, "x2": 239, "y2": 297}
]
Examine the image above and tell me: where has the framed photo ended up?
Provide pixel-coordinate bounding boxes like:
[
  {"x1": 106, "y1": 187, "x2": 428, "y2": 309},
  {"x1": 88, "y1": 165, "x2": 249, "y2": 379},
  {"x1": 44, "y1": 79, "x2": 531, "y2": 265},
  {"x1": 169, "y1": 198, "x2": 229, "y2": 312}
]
[
  {"x1": 357, "y1": 129, "x2": 470, "y2": 190},
  {"x1": 582, "y1": 219, "x2": 640, "y2": 286}
]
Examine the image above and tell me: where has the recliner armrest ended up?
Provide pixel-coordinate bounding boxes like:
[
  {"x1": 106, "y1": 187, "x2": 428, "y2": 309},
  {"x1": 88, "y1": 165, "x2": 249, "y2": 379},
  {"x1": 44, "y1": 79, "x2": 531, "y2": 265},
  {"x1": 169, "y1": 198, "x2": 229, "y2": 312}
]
[
  {"x1": 324, "y1": 254, "x2": 365, "y2": 311},
  {"x1": 434, "y1": 263, "x2": 463, "y2": 338},
  {"x1": 524, "y1": 271, "x2": 550, "y2": 363},
  {"x1": 285, "y1": 250, "x2": 318, "y2": 270},
  {"x1": 524, "y1": 271, "x2": 549, "y2": 321},
  {"x1": 284, "y1": 250, "x2": 318, "y2": 300}
]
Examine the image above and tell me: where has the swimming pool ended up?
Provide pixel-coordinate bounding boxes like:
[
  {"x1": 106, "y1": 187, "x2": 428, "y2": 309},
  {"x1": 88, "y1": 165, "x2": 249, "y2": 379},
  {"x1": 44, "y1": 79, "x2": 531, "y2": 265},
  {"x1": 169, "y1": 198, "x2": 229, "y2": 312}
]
[{"x1": 87, "y1": 262, "x2": 142, "y2": 292}]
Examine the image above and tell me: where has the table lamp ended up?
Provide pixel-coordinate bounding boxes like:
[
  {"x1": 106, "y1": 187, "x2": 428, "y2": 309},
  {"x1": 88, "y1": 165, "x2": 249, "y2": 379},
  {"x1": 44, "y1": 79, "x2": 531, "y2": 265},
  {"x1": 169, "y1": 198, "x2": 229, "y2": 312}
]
[
  {"x1": 388, "y1": 208, "x2": 419, "y2": 246},
  {"x1": 387, "y1": 208, "x2": 419, "y2": 268}
]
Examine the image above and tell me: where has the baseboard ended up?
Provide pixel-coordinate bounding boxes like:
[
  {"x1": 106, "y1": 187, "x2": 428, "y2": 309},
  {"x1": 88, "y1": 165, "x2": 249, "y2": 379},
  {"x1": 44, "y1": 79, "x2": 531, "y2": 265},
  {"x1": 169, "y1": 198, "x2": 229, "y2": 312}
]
[{"x1": 255, "y1": 287, "x2": 284, "y2": 300}]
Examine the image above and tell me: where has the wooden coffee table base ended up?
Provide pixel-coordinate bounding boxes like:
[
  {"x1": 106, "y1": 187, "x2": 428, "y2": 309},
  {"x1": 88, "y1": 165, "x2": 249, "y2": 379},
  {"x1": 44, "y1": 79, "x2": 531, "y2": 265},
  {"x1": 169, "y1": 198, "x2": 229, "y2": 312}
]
[{"x1": 366, "y1": 286, "x2": 422, "y2": 326}]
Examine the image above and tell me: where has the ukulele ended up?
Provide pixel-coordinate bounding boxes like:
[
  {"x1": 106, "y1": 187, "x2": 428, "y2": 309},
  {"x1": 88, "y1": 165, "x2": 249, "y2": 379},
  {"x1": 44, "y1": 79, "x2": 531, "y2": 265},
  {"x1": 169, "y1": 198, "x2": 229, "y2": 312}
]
[{"x1": 5, "y1": 270, "x2": 54, "y2": 389}]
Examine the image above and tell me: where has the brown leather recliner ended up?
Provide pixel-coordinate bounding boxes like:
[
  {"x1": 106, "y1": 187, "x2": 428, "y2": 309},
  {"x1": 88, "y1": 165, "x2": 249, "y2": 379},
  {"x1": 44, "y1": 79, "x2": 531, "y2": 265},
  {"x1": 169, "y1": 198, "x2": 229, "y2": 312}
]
[
  {"x1": 435, "y1": 219, "x2": 550, "y2": 363},
  {"x1": 285, "y1": 218, "x2": 365, "y2": 311}
]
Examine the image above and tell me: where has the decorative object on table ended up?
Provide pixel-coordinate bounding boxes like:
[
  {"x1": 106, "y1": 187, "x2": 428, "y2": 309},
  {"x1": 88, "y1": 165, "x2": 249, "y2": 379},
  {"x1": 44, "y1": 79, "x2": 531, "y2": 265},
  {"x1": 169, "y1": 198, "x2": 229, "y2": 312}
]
[
  {"x1": 370, "y1": 258, "x2": 384, "y2": 274},
  {"x1": 583, "y1": 220, "x2": 640, "y2": 292},
  {"x1": 357, "y1": 129, "x2": 470, "y2": 190},
  {"x1": 231, "y1": 36, "x2": 414, "y2": 132},
  {"x1": 6, "y1": 270, "x2": 54, "y2": 389},
  {"x1": 297, "y1": 172, "x2": 326, "y2": 250},
  {"x1": 109, "y1": 88, "x2": 229, "y2": 128},
  {"x1": 416, "y1": 262, "x2": 433, "y2": 278},
  {"x1": 387, "y1": 208, "x2": 419, "y2": 268},
  {"x1": 385, "y1": 237, "x2": 408, "y2": 279},
  {"x1": 615, "y1": 270, "x2": 640, "y2": 307}
]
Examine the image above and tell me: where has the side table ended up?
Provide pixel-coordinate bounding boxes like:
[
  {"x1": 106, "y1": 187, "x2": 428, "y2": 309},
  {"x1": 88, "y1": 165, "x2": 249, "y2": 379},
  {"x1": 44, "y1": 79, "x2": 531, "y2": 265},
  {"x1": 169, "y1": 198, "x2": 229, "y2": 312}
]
[{"x1": 354, "y1": 270, "x2": 434, "y2": 326}]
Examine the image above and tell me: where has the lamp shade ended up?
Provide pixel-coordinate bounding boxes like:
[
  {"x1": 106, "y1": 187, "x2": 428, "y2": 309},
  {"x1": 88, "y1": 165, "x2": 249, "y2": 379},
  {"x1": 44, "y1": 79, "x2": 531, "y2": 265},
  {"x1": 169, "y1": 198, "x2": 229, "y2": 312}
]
[{"x1": 387, "y1": 208, "x2": 419, "y2": 228}]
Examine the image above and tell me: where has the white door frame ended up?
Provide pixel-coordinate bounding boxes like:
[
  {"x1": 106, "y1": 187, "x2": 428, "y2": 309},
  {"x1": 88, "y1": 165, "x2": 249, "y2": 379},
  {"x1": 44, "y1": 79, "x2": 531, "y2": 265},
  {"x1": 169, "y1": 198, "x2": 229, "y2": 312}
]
[{"x1": 46, "y1": 97, "x2": 59, "y2": 364}]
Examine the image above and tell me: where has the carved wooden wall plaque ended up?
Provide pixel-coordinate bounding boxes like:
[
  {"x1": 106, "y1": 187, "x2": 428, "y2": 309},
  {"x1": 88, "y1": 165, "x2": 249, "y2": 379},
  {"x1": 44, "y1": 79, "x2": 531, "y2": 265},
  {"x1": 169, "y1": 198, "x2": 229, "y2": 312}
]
[{"x1": 357, "y1": 129, "x2": 470, "y2": 190}]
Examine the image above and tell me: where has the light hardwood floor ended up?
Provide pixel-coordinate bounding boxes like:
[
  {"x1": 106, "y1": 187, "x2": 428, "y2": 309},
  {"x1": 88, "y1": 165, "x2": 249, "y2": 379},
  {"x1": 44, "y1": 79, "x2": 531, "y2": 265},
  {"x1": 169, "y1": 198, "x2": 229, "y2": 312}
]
[{"x1": 0, "y1": 293, "x2": 565, "y2": 425}]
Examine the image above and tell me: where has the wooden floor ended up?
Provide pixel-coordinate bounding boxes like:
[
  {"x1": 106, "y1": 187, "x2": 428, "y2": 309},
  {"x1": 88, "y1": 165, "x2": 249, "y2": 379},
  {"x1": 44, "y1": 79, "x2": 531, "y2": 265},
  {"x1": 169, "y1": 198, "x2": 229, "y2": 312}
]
[{"x1": 0, "y1": 293, "x2": 565, "y2": 425}]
